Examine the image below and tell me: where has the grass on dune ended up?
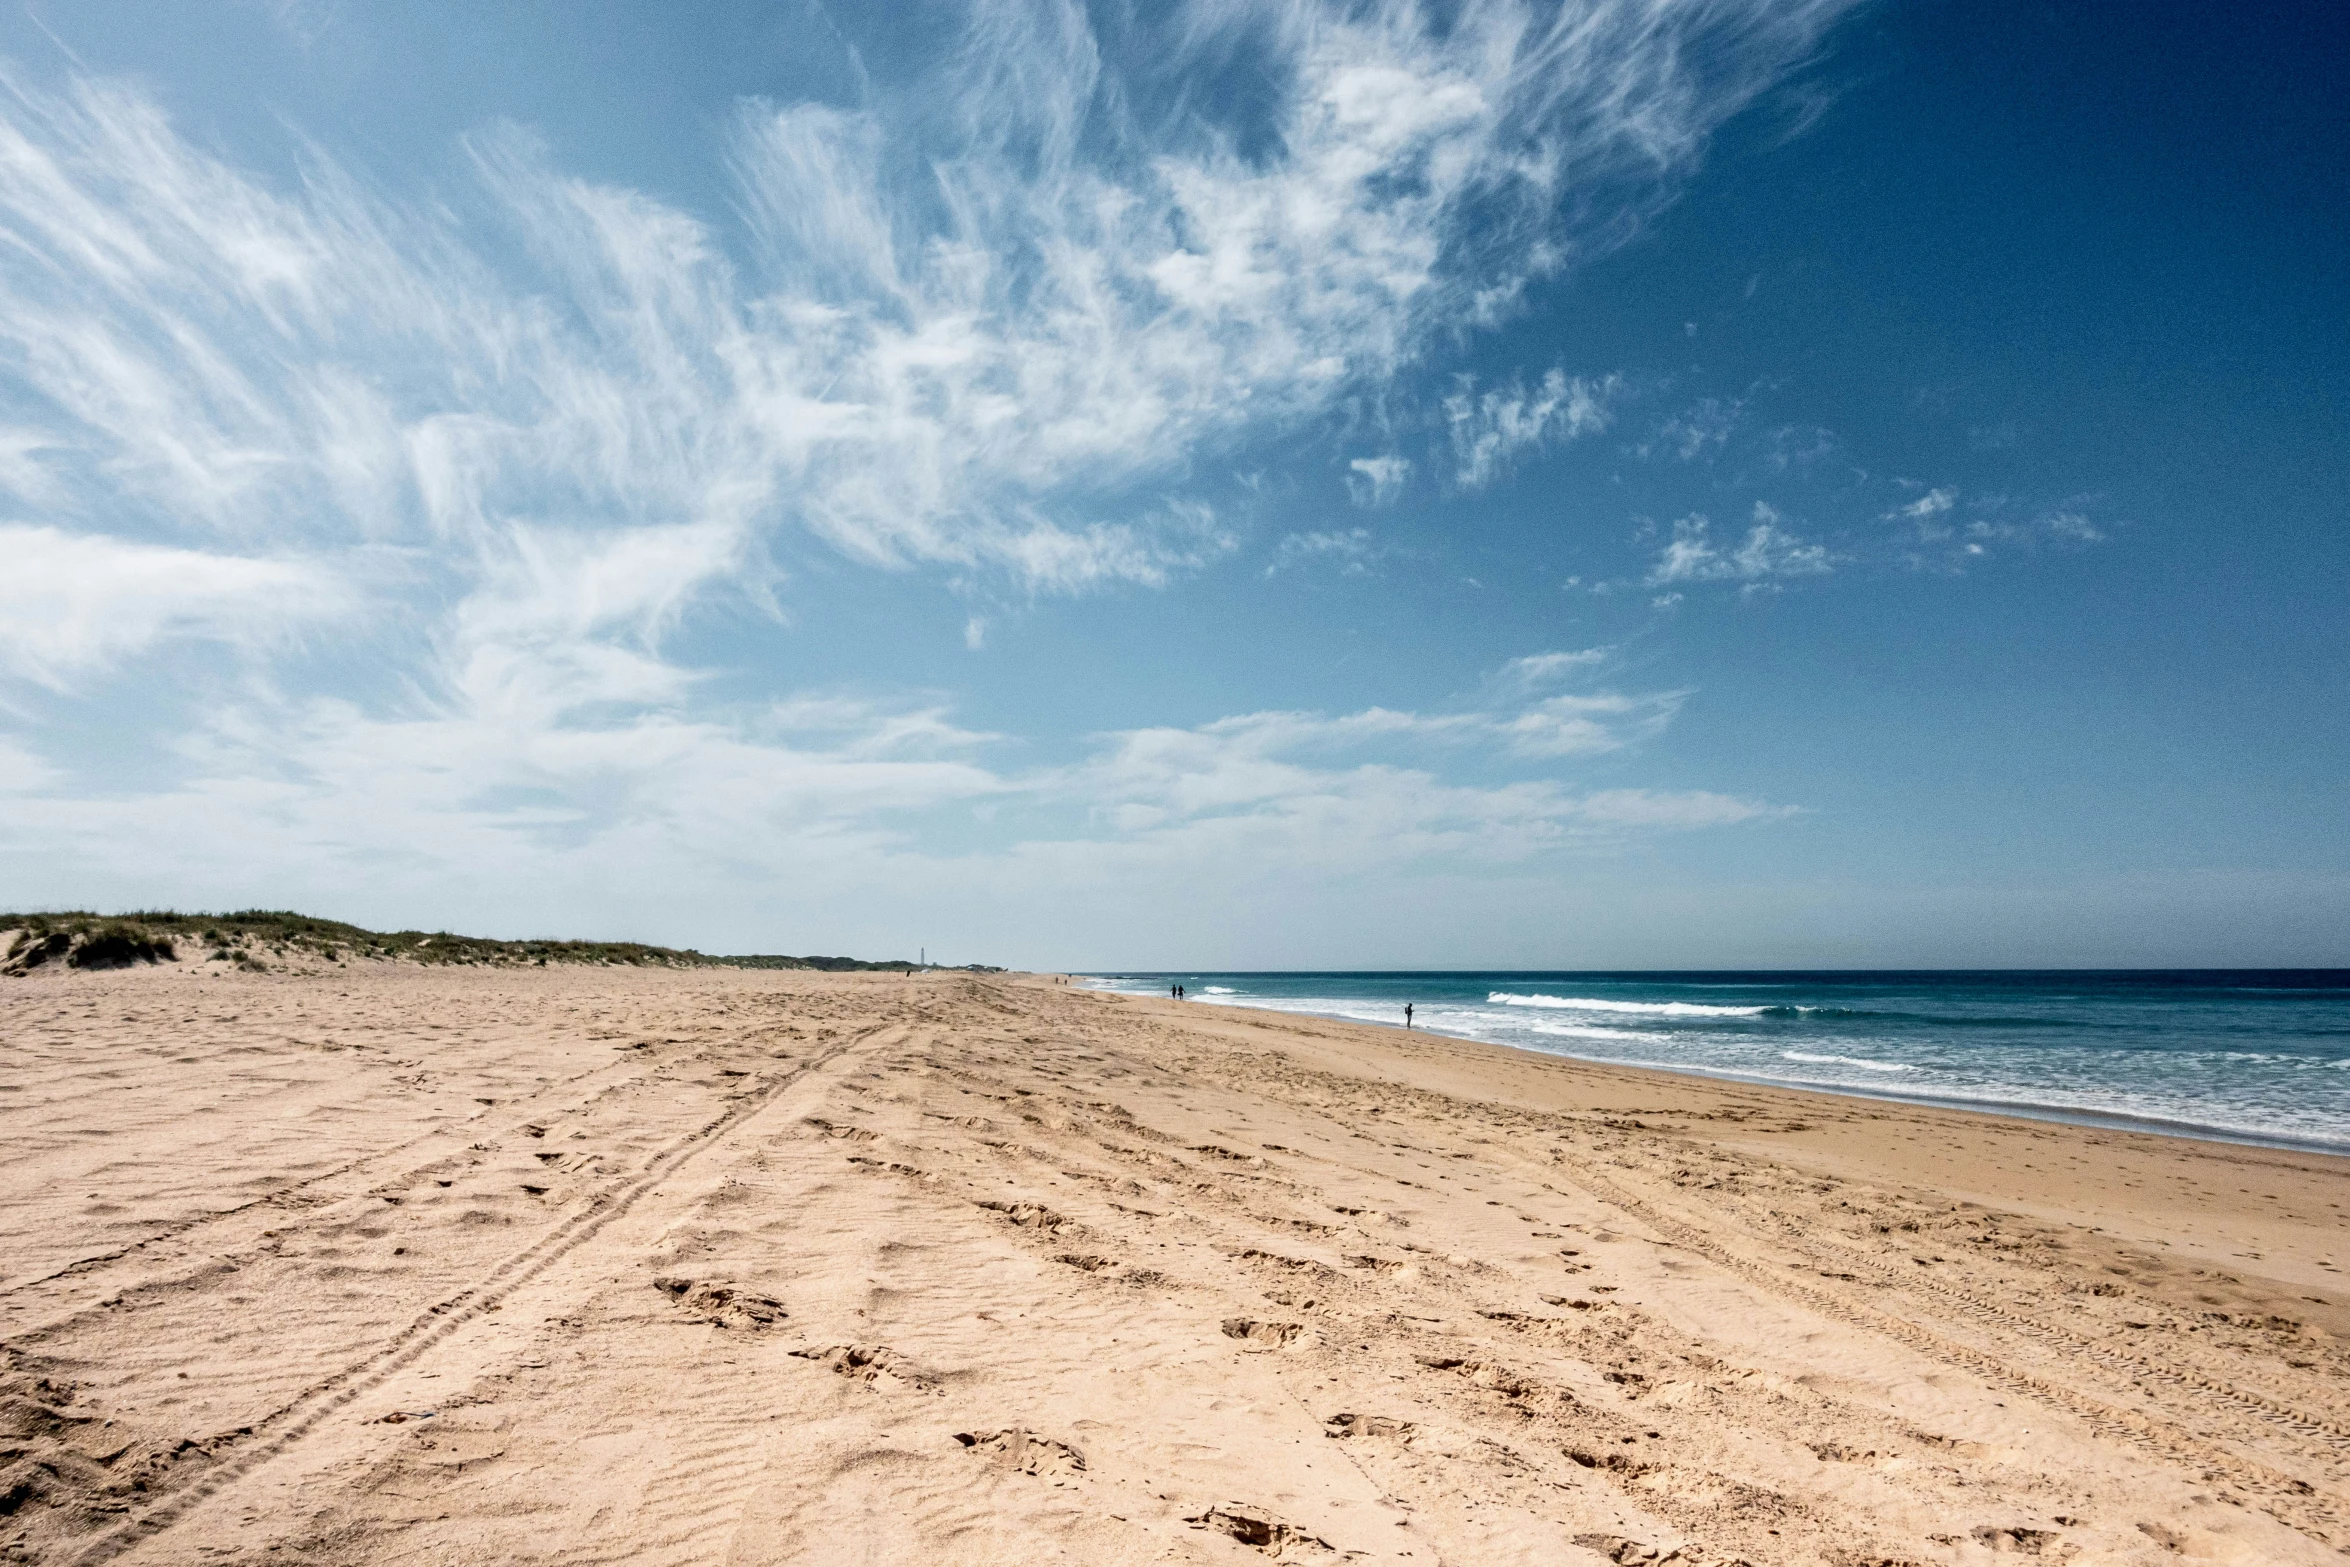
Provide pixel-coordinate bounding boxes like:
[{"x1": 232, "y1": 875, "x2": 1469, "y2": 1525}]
[{"x1": 0, "y1": 910, "x2": 977, "y2": 975}]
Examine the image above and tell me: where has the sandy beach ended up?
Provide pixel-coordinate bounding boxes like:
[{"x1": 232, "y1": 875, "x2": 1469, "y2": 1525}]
[{"x1": 2, "y1": 961, "x2": 2345, "y2": 1566}]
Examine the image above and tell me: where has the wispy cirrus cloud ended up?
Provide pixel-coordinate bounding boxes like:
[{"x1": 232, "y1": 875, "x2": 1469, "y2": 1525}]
[
  {"x1": 1267, "y1": 526, "x2": 1381, "y2": 575},
  {"x1": 0, "y1": 651, "x2": 1782, "y2": 931},
  {"x1": 1640, "y1": 394, "x2": 1744, "y2": 462},
  {"x1": 1345, "y1": 455, "x2": 1413, "y2": 507},
  {"x1": 1605, "y1": 481, "x2": 2112, "y2": 606},
  {"x1": 0, "y1": 524, "x2": 345, "y2": 689},
  {"x1": 1035, "y1": 644, "x2": 1724, "y2": 856},
  {"x1": 1488, "y1": 647, "x2": 1611, "y2": 696},
  {"x1": 0, "y1": 0, "x2": 1850, "y2": 936},
  {"x1": 1082, "y1": 684, "x2": 1684, "y2": 817},
  {"x1": 1445, "y1": 367, "x2": 1618, "y2": 488},
  {"x1": 1888, "y1": 485, "x2": 2112, "y2": 568},
  {"x1": 1647, "y1": 503, "x2": 1832, "y2": 590},
  {"x1": 1889, "y1": 486, "x2": 1960, "y2": 527},
  {"x1": 0, "y1": 0, "x2": 1856, "y2": 680}
]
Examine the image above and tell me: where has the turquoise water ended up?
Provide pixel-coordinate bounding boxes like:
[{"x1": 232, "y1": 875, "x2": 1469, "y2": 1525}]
[{"x1": 1080, "y1": 970, "x2": 2350, "y2": 1155}]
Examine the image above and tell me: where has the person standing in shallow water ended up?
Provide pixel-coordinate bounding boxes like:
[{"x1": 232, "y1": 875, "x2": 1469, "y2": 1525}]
[{"x1": 1404, "y1": 1003, "x2": 1414, "y2": 1029}]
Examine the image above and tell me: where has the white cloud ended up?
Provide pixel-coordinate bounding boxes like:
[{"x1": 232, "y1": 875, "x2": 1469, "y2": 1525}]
[
  {"x1": 1944, "y1": 507, "x2": 2109, "y2": 561},
  {"x1": 0, "y1": 0, "x2": 1850, "y2": 711},
  {"x1": 1648, "y1": 517, "x2": 1719, "y2": 583},
  {"x1": 1495, "y1": 690, "x2": 1686, "y2": 757},
  {"x1": 1647, "y1": 504, "x2": 1831, "y2": 589},
  {"x1": 1889, "y1": 485, "x2": 1960, "y2": 531},
  {"x1": 0, "y1": 524, "x2": 341, "y2": 688},
  {"x1": 1445, "y1": 368, "x2": 1617, "y2": 488},
  {"x1": 1569, "y1": 788, "x2": 1792, "y2": 830},
  {"x1": 1643, "y1": 395, "x2": 1743, "y2": 462},
  {"x1": 1345, "y1": 455, "x2": 1412, "y2": 506},
  {"x1": 0, "y1": 3, "x2": 1851, "y2": 942},
  {"x1": 2036, "y1": 509, "x2": 2105, "y2": 544},
  {"x1": 1762, "y1": 424, "x2": 1839, "y2": 474},
  {"x1": 1268, "y1": 527, "x2": 1378, "y2": 575},
  {"x1": 0, "y1": 735, "x2": 59, "y2": 792},
  {"x1": 1889, "y1": 487, "x2": 2110, "y2": 567},
  {"x1": 0, "y1": 657, "x2": 1787, "y2": 938},
  {"x1": 1050, "y1": 672, "x2": 1748, "y2": 857},
  {"x1": 1490, "y1": 648, "x2": 1611, "y2": 696}
]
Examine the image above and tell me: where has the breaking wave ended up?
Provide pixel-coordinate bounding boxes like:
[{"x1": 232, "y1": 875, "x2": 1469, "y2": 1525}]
[
  {"x1": 1781, "y1": 1050, "x2": 1916, "y2": 1073},
  {"x1": 1490, "y1": 992, "x2": 1765, "y2": 1018}
]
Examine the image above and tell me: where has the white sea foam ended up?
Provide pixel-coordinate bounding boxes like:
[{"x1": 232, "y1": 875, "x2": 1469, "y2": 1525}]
[
  {"x1": 1489, "y1": 992, "x2": 1766, "y2": 1018},
  {"x1": 1781, "y1": 1050, "x2": 1916, "y2": 1073},
  {"x1": 1521, "y1": 1020, "x2": 1675, "y2": 1044},
  {"x1": 1078, "y1": 973, "x2": 2350, "y2": 1156},
  {"x1": 1190, "y1": 994, "x2": 1393, "y2": 1028}
]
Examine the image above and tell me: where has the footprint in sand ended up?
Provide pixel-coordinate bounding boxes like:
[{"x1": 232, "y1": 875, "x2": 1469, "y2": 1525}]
[
  {"x1": 400, "y1": 1421, "x2": 510, "y2": 1474},
  {"x1": 845, "y1": 1154, "x2": 929, "y2": 1177},
  {"x1": 952, "y1": 1428, "x2": 1086, "y2": 1478},
  {"x1": 1186, "y1": 1503, "x2": 1343, "y2": 1561},
  {"x1": 1808, "y1": 1441, "x2": 1912, "y2": 1472},
  {"x1": 1971, "y1": 1525, "x2": 2064, "y2": 1555},
  {"x1": 1220, "y1": 1318, "x2": 1306, "y2": 1349},
  {"x1": 789, "y1": 1343, "x2": 939, "y2": 1393},
  {"x1": 651, "y1": 1275, "x2": 787, "y2": 1329},
  {"x1": 1565, "y1": 1446, "x2": 1661, "y2": 1479},
  {"x1": 1238, "y1": 1248, "x2": 1327, "y2": 1276},
  {"x1": 1918, "y1": 1432, "x2": 2022, "y2": 1464},
  {"x1": 1572, "y1": 1533, "x2": 1746, "y2": 1566}
]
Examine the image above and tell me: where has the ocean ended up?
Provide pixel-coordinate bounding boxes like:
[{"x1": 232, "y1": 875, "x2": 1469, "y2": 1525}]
[{"x1": 1078, "y1": 970, "x2": 2350, "y2": 1155}]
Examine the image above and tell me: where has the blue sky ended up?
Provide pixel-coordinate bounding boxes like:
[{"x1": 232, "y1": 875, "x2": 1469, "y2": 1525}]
[{"x1": 0, "y1": 0, "x2": 2342, "y2": 968}]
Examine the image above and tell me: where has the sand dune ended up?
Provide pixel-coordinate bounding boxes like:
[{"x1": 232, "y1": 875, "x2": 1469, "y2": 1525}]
[{"x1": 1, "y1": 962, "x2": 2344, "y2": 1565}]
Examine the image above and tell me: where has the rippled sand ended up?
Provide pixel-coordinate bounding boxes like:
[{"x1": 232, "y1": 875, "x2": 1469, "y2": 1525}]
[{"x1": 2, "y1": 960, "x2": 2344, "y2": 1564}]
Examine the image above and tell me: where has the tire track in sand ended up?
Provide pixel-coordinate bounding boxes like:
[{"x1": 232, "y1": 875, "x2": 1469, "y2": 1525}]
[
  {"x1": 1721, "y1": 1191, "x2": 2350, "y2": 1457},
  {"x1": 1541, "y1": 1145, "x2": 2346, "y2": 1551},
  {"x1": 1, "y1": 1047, "x2": 730, "y2": 1331},
  {"x1": 1546, "y1": 1115, "x2": 2350, "y2": 1460},
  {"x1": 1188, "y1": 1039, "x2": 2350, "y2": 1494},
  {"x1": 67, "y1": 1025, "x2": 894, "y2": 1567}
]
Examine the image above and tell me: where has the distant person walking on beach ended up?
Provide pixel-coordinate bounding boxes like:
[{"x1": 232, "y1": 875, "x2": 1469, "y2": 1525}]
[{"x1": 1404, "y1": 1003, "x2": 1414, "y2": 1029}]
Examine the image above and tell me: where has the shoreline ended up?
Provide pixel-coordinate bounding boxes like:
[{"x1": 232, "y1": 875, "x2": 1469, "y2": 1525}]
[
  {"x1": 1236, "y1": 1001, "x2": 2350, "y2": 1159},
  {"x1": 1079, "y1": 975, "x2": 2350, "y2": 1162},
  {"x1": 1080, "y1": 980, "x2": 2350, "y2": 1320},
  {"x1": 4, "y1": 962, "x2": 2345, "y2": 1563}
]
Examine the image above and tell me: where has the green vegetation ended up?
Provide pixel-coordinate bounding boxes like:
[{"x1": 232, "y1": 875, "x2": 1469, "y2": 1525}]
[
  {"x1": 0, "y1": 916, "x2": 178, "y2": 974},
  {"x1": 729, "y1": 952, "x2": 938, "y2": 972},
  {"x1": 0, "y1": 910, "x2": 995, "y2": 974}
]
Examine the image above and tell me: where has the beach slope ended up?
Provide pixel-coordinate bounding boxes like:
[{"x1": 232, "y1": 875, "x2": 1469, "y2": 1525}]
[{"x1": 2, "y1": 965, "x2": 2344, "y2": 1564}]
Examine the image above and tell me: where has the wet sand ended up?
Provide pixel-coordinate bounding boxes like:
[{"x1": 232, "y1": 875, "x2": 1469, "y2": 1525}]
[{"x1": 2, "y1": 960, "x2": 2345, "y2": 1565}]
